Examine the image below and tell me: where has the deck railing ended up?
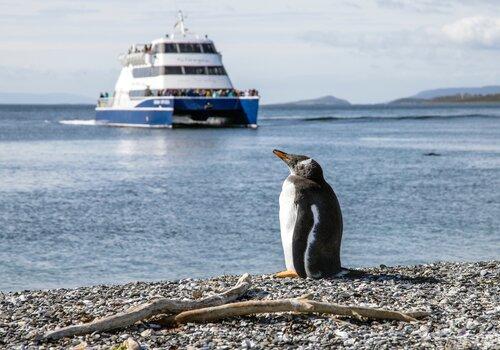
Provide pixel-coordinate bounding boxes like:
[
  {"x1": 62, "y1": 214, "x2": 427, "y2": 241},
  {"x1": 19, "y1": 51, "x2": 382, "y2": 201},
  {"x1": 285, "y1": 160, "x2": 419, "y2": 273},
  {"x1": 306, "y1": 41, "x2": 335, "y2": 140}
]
[{"x1": 97, "y1": 98, "x2": 114, "y2": 107}]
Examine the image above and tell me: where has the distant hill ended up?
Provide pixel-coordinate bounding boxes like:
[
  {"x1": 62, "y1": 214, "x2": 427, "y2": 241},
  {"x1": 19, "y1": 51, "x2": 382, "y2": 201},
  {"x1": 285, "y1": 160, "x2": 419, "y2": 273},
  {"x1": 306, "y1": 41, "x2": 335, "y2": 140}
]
[
  {"x1": 0, "y1": 92, "x2": 95, "y2": 104},
  {"x1": 390, "y1": 93, "x2": 500, "y2": 105},
  {"x1": 390, "y1": 85, "x2": 500, "y2": 105},
  {"x1": 410, "y1": 85, "x2": 500, "y2": 99},
  {"x1": 266, "y1": 95, "x2": 351, "y2": 107},
  {"x1": 432, "y1": 93, "x2": 500, "y2": 103}
]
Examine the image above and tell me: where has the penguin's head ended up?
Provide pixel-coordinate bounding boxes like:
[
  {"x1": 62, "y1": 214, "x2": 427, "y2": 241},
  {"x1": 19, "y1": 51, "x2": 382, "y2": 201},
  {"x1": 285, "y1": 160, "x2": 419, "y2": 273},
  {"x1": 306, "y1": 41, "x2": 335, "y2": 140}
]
[{"x1": 273, "y1": 149, "x2": 324, "y2": 181}]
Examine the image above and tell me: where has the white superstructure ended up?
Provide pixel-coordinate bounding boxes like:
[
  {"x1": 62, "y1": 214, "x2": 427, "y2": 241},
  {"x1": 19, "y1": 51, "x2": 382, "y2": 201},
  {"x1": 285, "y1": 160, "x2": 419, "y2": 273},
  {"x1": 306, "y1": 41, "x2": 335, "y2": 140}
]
[{"x1": 110, "y1": 11, "x2": 233, "y2": 108}]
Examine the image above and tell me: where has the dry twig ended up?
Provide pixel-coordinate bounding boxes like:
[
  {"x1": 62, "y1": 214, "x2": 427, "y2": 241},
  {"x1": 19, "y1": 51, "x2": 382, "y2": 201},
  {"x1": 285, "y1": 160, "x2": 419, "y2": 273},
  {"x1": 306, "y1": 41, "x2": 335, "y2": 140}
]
[{"x1": 43, "y1": 274, "x2": 251, "y2": 340}]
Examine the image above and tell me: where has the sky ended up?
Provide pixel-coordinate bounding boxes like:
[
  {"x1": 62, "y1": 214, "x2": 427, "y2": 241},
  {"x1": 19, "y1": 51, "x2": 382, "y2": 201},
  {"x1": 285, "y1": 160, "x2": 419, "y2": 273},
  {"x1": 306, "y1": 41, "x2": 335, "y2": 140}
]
[{"x1": 1, "y1": 0, "x2": 500, "y2": 104}]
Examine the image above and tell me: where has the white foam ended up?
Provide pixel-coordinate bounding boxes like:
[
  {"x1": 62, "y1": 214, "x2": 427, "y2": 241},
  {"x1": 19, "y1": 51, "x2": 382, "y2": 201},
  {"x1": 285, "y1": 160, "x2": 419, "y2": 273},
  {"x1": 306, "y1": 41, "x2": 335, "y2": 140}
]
[{"x1": 59, "y1": 119, "x2": 98, "y2": 126}]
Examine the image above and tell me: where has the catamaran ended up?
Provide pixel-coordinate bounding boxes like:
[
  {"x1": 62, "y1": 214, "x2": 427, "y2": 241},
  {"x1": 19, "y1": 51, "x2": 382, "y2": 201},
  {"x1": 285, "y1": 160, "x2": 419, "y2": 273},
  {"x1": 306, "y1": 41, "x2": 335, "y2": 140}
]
[{"x1": 95, "y1": 11, "x2": 259, "y2": 128}]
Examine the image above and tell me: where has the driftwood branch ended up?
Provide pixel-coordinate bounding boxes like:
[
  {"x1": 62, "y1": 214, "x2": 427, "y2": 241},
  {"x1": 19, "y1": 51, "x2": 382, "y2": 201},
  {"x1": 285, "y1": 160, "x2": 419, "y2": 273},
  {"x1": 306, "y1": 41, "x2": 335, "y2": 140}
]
[
  {"x1": 42, "y1": 273, "x2": 431, "y2": 342},
  {"x1": 174, "y1": 296, "x2": 429, "y2": 324},
  {"x1": 43, "y1": 274, "x2": 251, "y2": 340}
]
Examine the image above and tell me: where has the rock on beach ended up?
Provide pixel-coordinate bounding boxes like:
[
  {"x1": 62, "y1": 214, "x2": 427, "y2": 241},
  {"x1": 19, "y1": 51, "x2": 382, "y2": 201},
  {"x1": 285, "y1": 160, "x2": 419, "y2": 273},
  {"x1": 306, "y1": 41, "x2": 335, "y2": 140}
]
[{"x1": 0, "y1": 261, "x2": 498, "y2": 349}]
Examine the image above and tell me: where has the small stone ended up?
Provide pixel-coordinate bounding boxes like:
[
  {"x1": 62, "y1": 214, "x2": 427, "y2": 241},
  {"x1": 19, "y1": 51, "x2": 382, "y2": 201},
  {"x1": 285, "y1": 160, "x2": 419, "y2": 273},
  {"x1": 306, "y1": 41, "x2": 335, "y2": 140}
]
[
  {"x1": 71, "y1": 342, "x2": 88, "y2": 350},
  {"x1": 344, "y1": 338, "x2": 356, "y2": 346},
  {"x1": 192, "y1": 290, "x2": 203, "y2": 299},
  {"x1": 140, "y1": 329, "x2": 152, "y2": 337},
  {"x1": 241, "y1": 339, "x2": 255, "y2": 348},
  {"x1": 123, "y1": 337, "x2": 141, "y2": 350},
  {"x1": 26, "y1": 330, "x2": 39, "y2": 339},
  {"x1": 335, "y1": 330, "x2": 349, "y2": 339}
]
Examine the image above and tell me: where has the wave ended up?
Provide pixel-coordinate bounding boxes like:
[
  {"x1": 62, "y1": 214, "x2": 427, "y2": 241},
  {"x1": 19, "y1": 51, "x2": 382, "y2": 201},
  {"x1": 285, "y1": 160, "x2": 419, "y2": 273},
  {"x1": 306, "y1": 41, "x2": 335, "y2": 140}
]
[
  {"x1": 59, "y1": 119, "x2": 98, "y2": 126},
  {"x1": 263, "y1": 113, "x2": 499, "y2": 123}
]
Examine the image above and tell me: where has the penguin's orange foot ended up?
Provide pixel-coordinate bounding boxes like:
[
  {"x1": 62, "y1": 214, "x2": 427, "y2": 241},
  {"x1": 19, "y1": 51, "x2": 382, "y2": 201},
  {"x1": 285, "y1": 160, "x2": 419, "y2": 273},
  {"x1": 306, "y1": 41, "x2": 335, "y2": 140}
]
[{"x1": 274, "y1": 270, "x2": 299, "y2": 278}]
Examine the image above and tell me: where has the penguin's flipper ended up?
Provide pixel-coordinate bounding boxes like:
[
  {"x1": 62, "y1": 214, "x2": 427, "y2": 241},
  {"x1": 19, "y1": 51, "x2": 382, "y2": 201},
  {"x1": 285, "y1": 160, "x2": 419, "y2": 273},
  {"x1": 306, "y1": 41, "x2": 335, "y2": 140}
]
[
  {"x1": 292, "y1": 203, "x2": 314, "y2": 278},
  {"x1": 274, "y1": 270, "x2": 299, "y2": 278}
]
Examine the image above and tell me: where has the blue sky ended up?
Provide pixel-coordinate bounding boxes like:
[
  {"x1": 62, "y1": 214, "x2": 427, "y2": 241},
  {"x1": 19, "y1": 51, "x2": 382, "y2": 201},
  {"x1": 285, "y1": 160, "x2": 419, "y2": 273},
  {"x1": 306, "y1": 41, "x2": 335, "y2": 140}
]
[{"x1": 1, "y1": 0, "x2": 500, "y2": 103}]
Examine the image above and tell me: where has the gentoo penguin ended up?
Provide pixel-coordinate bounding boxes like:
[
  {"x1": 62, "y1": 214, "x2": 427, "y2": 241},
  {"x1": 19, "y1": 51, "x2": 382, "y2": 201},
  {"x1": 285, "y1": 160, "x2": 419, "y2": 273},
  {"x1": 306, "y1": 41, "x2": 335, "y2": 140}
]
[{"x1": 273, "y1": 149, "x2": 343, "y2": 279}]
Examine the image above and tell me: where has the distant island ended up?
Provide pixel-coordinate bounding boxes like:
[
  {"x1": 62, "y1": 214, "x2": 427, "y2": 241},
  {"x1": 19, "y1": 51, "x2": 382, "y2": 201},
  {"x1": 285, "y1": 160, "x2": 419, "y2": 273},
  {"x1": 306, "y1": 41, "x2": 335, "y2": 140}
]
[
  {"x1": 265, "y1": 95, "x2": 351, "y2": 107},
  {"x1": 410, "y1": 85, "x2": 500, "y2": 99},
  {"x1": 390, "y1": 85, "x2": 500, "y2": 105},
  {"x1": 266, "y1": 86, "x2": 500, "y2": 107}
]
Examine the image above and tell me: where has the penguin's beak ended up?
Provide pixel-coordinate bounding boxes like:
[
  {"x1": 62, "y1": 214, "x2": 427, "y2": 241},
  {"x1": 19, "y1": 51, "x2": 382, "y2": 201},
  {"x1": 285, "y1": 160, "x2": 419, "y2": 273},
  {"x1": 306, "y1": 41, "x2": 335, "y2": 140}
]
[{"x1": 273, "y1": 149, "x2": 290, "y2": 162}]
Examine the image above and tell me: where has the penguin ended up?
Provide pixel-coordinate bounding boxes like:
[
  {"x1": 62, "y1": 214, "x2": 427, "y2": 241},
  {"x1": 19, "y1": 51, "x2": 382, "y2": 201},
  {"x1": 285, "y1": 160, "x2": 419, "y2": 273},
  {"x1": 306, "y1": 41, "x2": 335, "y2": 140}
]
[{"x1": 273, "y1": 149, "x2": 343, "y2": 279}]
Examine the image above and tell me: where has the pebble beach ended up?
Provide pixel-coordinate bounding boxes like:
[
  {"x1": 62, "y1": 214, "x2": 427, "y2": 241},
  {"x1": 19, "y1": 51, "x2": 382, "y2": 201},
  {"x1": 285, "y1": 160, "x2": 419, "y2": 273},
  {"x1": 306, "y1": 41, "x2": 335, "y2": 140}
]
[{"x1": 1, "y1": 261, "x2": 498, "y2": 349}]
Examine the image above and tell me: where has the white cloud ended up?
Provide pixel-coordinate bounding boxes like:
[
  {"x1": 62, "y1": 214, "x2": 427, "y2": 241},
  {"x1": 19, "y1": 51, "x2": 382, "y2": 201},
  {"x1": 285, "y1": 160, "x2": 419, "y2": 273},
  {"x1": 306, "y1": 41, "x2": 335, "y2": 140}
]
[
  {"x1": 300, "y1": 27, "x2": 442, "y2": 57},
  {"x1": 374, "y1": 0, "x2": 450, "y2": 13},
  {"x1": 442, "y1": 16, "x2": 500, "y2": 48}
]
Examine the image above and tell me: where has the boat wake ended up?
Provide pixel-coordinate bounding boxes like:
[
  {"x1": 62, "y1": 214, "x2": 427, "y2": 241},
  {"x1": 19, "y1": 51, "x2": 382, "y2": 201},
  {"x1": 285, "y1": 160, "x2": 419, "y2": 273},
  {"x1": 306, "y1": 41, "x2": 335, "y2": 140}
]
[{"x1": 59, "y1": 119, "x2": 98, "y2": 126}]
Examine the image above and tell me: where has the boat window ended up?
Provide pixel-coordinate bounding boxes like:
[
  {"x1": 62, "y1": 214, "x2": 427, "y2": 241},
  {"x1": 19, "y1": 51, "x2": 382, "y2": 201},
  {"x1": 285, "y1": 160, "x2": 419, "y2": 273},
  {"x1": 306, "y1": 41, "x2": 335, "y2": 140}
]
[
  {"x1": 159, "y1": 66, "x2": 183, "y2": 75},
  {"x1": 155, "y1": 43, "x2": 178, "y2": 53},
  {"x1": 207, "y1": 66, "x2": 226, "y2": 75},
  {"x1": 129, "y1": 90, "x2": 145, "y2": 97},
  {"x1": 178, "y1": 43, "x2": 202, "y2": 53},
  {"x1": 184, "y1": 66, "x2": 207, "y2": 75},
  {"x1": 132, "y1": 67, "x2": 159, "y2": 78},
  {"x1": 202, "y1": 43, "x2": 216, "y2": 53},
  {"x1": 132, "y1": 65, "x2": 226, "y2": 77}
]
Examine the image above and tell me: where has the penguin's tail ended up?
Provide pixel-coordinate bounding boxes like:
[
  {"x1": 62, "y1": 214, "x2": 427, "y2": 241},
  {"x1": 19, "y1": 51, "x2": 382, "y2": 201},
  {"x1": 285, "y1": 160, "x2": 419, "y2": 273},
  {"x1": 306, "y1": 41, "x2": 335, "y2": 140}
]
[{"x1": 334, "y1": 267, "x2": 366, "y2": 278}]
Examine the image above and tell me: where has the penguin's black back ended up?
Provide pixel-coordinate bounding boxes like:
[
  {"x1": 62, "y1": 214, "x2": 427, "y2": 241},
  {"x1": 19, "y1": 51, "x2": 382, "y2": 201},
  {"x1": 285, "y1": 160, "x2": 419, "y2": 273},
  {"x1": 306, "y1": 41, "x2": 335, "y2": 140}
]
[{"x1": 289, "y1": 175, "x2": 343, "y2": 278}]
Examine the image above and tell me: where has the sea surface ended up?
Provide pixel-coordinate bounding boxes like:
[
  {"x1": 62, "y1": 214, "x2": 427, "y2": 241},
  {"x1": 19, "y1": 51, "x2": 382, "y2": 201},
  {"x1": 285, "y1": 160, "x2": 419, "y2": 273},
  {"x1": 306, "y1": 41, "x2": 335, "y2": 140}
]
[{"x1": 0, "y1": 104, "x2": 499, "y2": 291}]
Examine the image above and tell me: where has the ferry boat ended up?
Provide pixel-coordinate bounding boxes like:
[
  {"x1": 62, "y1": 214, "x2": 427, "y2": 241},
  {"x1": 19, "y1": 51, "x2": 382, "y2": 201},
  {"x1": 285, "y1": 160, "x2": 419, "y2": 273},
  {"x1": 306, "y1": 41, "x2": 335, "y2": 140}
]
[{"x1": 95, "y1": 11, "x2": 259, "y2": 128}]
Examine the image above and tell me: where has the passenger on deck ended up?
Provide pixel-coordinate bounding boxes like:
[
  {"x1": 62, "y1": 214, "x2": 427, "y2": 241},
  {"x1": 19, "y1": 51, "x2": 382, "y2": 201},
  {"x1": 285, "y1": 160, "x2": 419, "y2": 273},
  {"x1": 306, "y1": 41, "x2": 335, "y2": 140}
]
[{"x1": 145, "y1": 86, "x2": 153, "y2": 96}]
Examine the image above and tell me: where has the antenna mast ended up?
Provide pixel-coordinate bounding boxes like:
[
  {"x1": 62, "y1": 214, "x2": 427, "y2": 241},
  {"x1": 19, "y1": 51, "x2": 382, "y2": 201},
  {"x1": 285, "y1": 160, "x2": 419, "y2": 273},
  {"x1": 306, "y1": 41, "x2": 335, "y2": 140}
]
[{"x1": 175, "y1": 10, "x2": 187, "y2": 35}]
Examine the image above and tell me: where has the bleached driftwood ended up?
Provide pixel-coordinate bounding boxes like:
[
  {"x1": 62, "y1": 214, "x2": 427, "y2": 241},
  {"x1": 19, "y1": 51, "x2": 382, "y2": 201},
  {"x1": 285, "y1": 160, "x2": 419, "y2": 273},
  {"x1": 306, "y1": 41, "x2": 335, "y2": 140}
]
[
  {"x1": 174, "y1": 295, "x2": 429, "y2": 324},
  {"x1": 43, "y1": 274, "x2": 431, "y2": 341},
  {"x1": 43, "y1": 274, "x2": 251, "y2": 340}
]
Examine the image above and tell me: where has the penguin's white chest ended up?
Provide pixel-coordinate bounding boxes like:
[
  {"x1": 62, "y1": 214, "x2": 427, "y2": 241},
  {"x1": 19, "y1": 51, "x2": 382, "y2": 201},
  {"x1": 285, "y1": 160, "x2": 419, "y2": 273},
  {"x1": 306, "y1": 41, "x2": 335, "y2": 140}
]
[{"x1": 279, "y1": 178, "x2": 297, "y2": 271}]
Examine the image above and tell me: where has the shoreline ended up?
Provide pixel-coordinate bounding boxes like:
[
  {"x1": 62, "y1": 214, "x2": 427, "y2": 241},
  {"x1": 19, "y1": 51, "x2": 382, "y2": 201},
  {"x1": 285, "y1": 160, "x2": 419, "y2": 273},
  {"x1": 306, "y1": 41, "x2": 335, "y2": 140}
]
[{"x1": 1, "y1": 261, "x2": 498, "y2": 349}]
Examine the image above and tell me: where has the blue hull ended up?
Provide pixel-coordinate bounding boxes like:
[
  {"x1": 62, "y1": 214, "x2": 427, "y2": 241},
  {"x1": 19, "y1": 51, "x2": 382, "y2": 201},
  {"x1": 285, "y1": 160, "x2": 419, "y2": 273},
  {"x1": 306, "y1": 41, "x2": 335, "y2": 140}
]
[
  {"x1": 95, "y1": 97, "x2": 259, "y2": 127},
  {"x1": 95, "y1": 108, "x2": 173, "y2": 127}
]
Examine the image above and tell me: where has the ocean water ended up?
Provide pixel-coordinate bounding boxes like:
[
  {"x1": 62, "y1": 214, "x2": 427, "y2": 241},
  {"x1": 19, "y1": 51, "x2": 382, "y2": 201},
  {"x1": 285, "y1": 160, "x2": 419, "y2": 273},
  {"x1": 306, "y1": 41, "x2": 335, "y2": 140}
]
[{"x1": 0, "y1": 104, "x2": 499, "y2": 291}]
